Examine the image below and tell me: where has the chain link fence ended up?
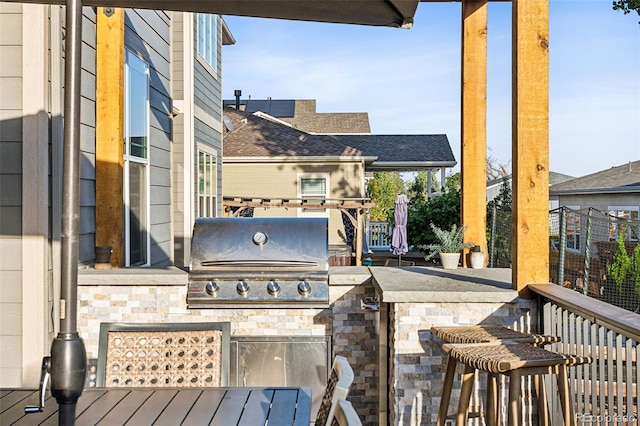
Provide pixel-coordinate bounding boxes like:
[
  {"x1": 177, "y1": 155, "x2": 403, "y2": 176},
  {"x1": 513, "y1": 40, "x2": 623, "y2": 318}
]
[{"x1": 487, "y1": 206, "x2": 640, "y2": 313}]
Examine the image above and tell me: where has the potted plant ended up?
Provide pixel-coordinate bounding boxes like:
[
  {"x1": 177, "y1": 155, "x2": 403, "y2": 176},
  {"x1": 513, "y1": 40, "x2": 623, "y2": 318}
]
[{"x1": 419, "y1": 223, "x2": 474, "y2": 269}]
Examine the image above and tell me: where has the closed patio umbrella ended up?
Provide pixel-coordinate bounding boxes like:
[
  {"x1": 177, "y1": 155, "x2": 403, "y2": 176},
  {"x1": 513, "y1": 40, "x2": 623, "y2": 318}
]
[{"x1": 390, "y1": 194, "x2": 409, "y2": 264}]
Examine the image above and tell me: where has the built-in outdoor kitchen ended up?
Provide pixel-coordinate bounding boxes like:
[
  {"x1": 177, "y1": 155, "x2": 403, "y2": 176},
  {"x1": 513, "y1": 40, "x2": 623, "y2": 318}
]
[{"x1": 77, "y1": 217, "x2": 535, "y2": 425}]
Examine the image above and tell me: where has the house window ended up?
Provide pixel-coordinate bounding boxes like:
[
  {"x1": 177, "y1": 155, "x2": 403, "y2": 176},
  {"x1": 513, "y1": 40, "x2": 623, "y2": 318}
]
[
  {"x1": 565, "y1": 206, "x2": 581, "y2": 252},
  {"x1": 298, "y1": 174, "x2": 329, "y2": 216},
  {"x1": 197, "y1": 148, "x2": 217, "y2": 218},
  {"x1": 197, "y1": 13, "x2": 217, "y2": 72},
  {"x1": 124, "y1": 50, "x2": 150, "y2": 267},
  {"x1": 608, "y1": 206, "x2": 639, "y2": 241}
]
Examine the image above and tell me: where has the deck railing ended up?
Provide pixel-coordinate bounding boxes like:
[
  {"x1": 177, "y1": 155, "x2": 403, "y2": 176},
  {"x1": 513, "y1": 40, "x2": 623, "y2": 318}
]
[
  {"x1": 367, "y1": 221, "x2": 391, "y2": 250},
  {"x1": 530, "y1": 283, "x2": 640, "y2": 425}
]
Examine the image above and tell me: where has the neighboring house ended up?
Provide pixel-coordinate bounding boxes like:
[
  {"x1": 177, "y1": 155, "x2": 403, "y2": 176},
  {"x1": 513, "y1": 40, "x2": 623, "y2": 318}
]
[
  {"x1": 549, "y1": 161, "x2": 640, "y2": 247},
  {"x1": 549, "y1": 161, "x2": 640, "y2": 212},
  {"x1": 223, "y1": 97, "x2": 371, "y2": 133},
  {"x1": 0, "y1": 5, "x2": 232, "y2": 386},
  {"x1": 486, "y1": 171, "x2": 575, "y2": 204},
  {"x1": 221, "y1": 106, "x2": 456, "y2": 246}
]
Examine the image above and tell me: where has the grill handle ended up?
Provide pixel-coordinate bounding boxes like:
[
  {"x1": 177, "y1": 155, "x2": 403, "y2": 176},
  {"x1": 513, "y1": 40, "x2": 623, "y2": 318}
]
[
  {"x1": 361, "y1": 296, "x2": 380, "y2": 311},
  {"x1": 200, "y1": 260, "x2": 320, "y2": 267}
]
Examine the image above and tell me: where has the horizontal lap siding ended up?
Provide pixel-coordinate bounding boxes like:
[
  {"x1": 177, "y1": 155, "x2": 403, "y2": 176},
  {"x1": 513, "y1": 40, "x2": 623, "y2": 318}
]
[
  {"x1": 125, "y1": 9, "x2": 172, "y2": 267},
  {"x1": 0, "y1": 5, "x2": 22, "y2": 387},
  {"x1": 193, "y1": 15, "x2": 223, "y2": 217},
  {"x1": 78, "y1": 10, "x2": 98, "y2": 264}
]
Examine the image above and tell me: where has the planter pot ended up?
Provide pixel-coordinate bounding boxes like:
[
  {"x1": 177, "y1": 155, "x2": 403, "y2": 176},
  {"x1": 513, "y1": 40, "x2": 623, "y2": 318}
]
[
  {"x1": 95, "y1": 246, "x2": 113, "y2": 269},
  {"x1": 469, "y1": 245, "x2": 484, "y2": 269},
  {"x1": 439, "y1": 252, "x2": 461, "y2": 270}
]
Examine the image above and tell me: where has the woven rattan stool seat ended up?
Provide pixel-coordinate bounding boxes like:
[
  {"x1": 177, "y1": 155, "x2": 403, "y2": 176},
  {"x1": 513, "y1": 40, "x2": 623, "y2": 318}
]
[
  {"x1": 432, "y1": 325, "x2": 560, "y2": 345},
  {"x1": 443, "y1": 341, "x2": 590, "y2": 374}
]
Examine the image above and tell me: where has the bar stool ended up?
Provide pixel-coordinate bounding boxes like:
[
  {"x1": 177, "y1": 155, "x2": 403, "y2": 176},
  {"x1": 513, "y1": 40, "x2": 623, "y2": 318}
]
[
  {"x1": 432, "y1": 325, "x2": 560, "y2": 426},
  {"x1": 439, "y1": 341, "x2": 591, "y2": 426}
]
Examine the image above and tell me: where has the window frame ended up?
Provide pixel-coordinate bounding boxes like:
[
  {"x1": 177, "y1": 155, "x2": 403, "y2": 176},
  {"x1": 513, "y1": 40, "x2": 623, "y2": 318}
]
[
  {"x1": 197, "y1": 143, "x2": 218, "y2": 218},
  {"x1": 123, "y1": 49, "x2": 151, "y2": 267},
  {"x1": 564, "y1": 206, "x2": 581, "y2": 253},
  {"x1": 197, "y1": 13, "x2": 218, "y2": 75},
  {"x1": 297, "y1": 173, "x2": 330, "y2": 218},
  {"x1": 608, "y1": 205, "x2": 640, "y2": 242}
]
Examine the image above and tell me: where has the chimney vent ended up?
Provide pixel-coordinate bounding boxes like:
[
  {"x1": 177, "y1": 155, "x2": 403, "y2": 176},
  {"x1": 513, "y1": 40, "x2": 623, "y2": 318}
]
[{"x1": 234, "y1": 90, "x2": 242, "y2": 110}]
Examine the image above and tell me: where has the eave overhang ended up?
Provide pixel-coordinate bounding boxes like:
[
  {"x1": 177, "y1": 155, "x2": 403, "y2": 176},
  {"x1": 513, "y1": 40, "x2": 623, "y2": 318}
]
[
  {"x1": 367, "y1": 160, "x2": 458, "y2": 171},
  {"x1": 223, "y1": 155, "x2": 378, "y2": 163},
  {"x1": 6, "y1": 0, "x2": 418, "y2": 28},
  {"x1": 550, "y1": 187, "x2": 640, "y2": 196}
]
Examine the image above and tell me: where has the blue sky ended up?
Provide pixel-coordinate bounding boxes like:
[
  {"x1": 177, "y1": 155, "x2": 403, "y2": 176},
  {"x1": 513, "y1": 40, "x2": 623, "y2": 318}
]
[{"x1": 220, "y1": 1, "x2": 640, "y2": 178}]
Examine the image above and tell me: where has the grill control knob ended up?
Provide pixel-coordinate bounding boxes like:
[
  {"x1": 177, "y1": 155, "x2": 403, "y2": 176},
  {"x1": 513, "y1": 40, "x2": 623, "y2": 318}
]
[
  {"x1": 205, "y1": 281, "x2": 219, "y2": 296},
  {"x1": 297, "y1": 280, "x2": 311, "y2": 297},
  {"x1": 267, "y1": 280, "x2": 280, "y2": 296},
  {"x1": 236, "y1": 280, "x2": 249, "y2": 296}
]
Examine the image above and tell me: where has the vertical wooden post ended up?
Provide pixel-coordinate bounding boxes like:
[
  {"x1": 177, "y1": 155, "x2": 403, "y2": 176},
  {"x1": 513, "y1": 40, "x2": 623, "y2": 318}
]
[
  {"x1": 96, "y1": 8, "x2": 124, "y2": 266},
  {"x1": 512, "y1": 0, "x2": 549, "y2": 292},
  {"x1": 460, "y1": 0, "x2": 488, "y2": 267}
]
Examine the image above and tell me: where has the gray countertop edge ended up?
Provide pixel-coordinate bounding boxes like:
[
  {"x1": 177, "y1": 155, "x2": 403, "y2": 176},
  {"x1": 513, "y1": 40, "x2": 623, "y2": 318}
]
[
  {"x1": 369, "y1": 266, "x2": 520, "y2": 303},
  {"x1": 78, "y1": 266, "x2": 372, "y2": 286}
]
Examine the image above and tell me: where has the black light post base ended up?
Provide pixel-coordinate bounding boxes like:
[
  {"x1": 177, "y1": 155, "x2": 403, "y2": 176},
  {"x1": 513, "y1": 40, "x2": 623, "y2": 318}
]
[{"x1": 50, "y1": 333, "x2": 87, "y2": 426}]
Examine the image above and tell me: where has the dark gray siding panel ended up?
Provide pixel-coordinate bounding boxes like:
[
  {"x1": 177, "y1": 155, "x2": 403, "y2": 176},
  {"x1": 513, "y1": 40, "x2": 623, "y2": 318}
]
[
  {"x1": 77, "y1": 11, "x2": 98, "y2": 265},
  {"x1": 150, "y1": 144, "x2": 170, "y2": 170},
  {"x1": 0, "y1": 206, "x2": 21, "y2": 235},
  {"x1": 192, "y1": 15, "x2": 221, "y2": 123}
]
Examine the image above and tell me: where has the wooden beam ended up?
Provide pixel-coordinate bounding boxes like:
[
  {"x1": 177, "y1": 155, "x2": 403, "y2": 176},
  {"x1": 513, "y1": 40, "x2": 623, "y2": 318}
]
[
  {"x1": 460, "y1": 0, "x2": 488, "y2": 267},
  {"x1": 96, "y1": 8, "x2": 124, "y2": 267},
  {"x1": 512, "y1": 0, "x2": 549, "y2": 293}
]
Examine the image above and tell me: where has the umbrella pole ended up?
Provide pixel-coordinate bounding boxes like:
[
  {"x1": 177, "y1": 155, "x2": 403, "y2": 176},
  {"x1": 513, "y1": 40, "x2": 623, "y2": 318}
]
[{"x1": 49, "y1": 0, "x2": 87, "y2": 423}]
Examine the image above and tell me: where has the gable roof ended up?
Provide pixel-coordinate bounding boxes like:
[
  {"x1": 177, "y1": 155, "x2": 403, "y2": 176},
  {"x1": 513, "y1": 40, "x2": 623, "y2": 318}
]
[
  {"x1": 222, "y1": 107, "x2": 456, "y2": 171},
  {"x1": 222, "y1": 99, "x2": 371, "y2": 133},
  {"x1": 550, "y1": 161, "x2": 640, "y2": 195}
]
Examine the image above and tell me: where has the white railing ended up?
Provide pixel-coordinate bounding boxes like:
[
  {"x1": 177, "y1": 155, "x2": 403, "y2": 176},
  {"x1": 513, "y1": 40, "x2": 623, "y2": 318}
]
[
  {"x1": 368, "y1": 222, "x2": 391, "y2": 250},
  {"x1": 530, "y1": 283, "x2": 640, "y2": 425}
]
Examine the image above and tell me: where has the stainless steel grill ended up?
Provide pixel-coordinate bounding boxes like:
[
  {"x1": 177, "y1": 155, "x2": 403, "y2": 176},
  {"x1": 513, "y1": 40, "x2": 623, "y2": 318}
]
[{"x1": 187, "y1": 217, "x2": 330, "y2": 308}]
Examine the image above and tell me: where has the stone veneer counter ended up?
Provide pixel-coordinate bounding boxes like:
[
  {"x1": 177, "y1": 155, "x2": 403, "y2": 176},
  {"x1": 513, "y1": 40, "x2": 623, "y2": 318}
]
[
  {"x1": 369, "y1": 266, "x2": 517, "y2": 302},
  {"x1": 367, "y1": 266, "x2": 537, "y2": 425}
]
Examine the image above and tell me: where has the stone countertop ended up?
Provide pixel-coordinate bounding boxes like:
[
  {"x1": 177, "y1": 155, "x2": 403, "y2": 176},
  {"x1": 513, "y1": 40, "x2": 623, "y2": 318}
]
[
  {"x1": 78, "y1": 266, "x2": 372, "y2": 286},
  {"x1": 369, "y1": 266, "x2": 519, "y2": 303},
  {"x1": 328, "y1": 266, "x2": 372, "y2": 286},
  {"x1": 78, "y1": 266, "x2": 189, "y2": 285}
]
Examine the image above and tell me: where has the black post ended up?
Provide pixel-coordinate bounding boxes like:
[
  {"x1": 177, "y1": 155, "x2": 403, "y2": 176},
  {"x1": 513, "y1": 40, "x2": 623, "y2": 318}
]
[
  {"x1": 234, "y1": 89, "x2": 242, "y2": 109},
  {"x1": 49, "y1": 0, "x2": 87, "y2": 423}
]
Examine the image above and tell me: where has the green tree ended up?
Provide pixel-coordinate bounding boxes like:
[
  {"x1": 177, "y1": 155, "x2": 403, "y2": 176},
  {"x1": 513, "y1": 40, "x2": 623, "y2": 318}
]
[
  {"x1": 407, "y1": 173, "x2": 461, "y2": 249},
  {"x1": 613, "y1": 0, "x2": 640, "y2": 24},
  {"x1": 406, "y1": 170, "x2": 439, "y2": 206},
  {"x1": 366, "y1": 172, "x2": 406, "y2": 223},
  {"x1": 607, "y1": 233, "x2": 631, "y2": 292}
]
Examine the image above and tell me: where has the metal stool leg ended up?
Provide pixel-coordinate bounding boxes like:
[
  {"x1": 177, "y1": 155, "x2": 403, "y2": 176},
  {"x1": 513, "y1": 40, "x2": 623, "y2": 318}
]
[{"x1": 437, "y1": 355, "x2": 458, "y2": 426}]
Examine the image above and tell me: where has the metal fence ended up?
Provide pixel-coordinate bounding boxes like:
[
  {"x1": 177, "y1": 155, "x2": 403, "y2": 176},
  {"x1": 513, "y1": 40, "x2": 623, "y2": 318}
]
[{"x1": 488, "y1": 206, "x2": 640, "y2": 313}]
